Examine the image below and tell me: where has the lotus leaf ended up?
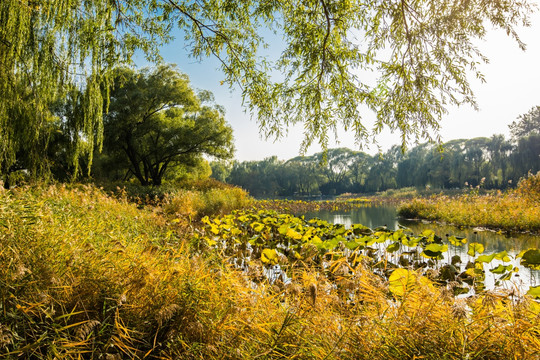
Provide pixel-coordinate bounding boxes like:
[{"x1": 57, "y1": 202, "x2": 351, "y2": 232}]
[
  {"x1": 476, "y1": 254, "x2": 496, "y2": 263},
  {"x1": 527, "y1": 285, "x2": 540, "y2": 298},
  {"x1": 352, "y1": 224, "x2": 372, "y2": 235},
  {"x1": 494, "y1": 250, "x2": 511, "y2": 262},
  {"x1": 451, "y1": 255, "x2": 462, "y2": 265},
  {"x1": 421, "y1": 243, "x2": 447, "y2": 259},
  {"x1": 467, "y1": 243, "x2": 485, "y2": 257},
  {"x1": 251, "y1": 222, "x2": 265, "y2": 232},
  {"x1": 261, "y1": 248, "x2": 279, "y2": 265},
  {"x1": 520, "y1": 249, "x2": 540, "y2": 269},
  {"x1": 448, "y1": 235, "x2": 467, "y2": 246},
  {"x1": 388, "y1": 268, "x2": 417, "y2": 297},
  {"x1": 489, "y1": 264, "x2": 513, "y2": 274},
  {"x1": 285, "y1": 228, "x2": 303, "y2": 240}
]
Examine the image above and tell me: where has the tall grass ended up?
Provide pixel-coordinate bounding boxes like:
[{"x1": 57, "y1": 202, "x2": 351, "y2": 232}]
[
  {"x1": 162, "y1": 186, "x2": 252, "y2": 220},
  {"x1": 398, "y1": 172, "x2": 540, "y2": 233},
  {"x1": 1, "y1": 185, "x2": 539, "y2": 359}
]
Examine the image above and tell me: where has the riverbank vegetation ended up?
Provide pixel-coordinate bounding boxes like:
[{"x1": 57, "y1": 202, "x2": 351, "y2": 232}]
[
  {"x1": 215, "y1": 127, "x2": 540, "y2": 197},
  {"x1": 398, "y1": 172, "x2": 540, "y2": 234},
  {"x1": 1, "y1": 185, "x2": 539, "y2": 359},
  {"x1": 214, "y1": 107, "x2": 540, "y2": 198}
]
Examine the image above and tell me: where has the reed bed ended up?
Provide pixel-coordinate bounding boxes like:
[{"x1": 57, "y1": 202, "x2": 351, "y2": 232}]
[
  {"x1": 1, "y1": 185, "x2": 539, "y2": 359},
  {"x1": 398, "y1": 173, "x2": 540, "y2": 234},
  {"x1": 251, "y1": 197, "x2": 373, "y2": 214}
]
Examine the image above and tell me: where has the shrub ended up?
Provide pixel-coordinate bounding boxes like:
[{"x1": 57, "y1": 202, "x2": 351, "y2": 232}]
[
  {"x1": 515, "y1": 171, "x2": 540, "y2": 201},
  {"x1": 163, "y1": 186, "x2": 252, "y2": 220}
]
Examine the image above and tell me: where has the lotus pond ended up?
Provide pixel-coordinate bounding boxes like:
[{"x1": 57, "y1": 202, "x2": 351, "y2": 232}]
[
  {"x1": 304, "y1": 204, "x2": 540, "y2": 294},
  {"x1": 196, "y1": 204, "x2": 540, "y2": 300}
]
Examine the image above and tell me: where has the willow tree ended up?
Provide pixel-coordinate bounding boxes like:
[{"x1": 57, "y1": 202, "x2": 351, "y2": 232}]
[
  {"x1": 0, "y1": 0, "x2": 168, "y2": 181},
  {"x1": 1, "y1": 0, "x2": 536, "y2": 183},
  {"x1": 158, "y1": 0, "x2": 536, "y2": 153}
]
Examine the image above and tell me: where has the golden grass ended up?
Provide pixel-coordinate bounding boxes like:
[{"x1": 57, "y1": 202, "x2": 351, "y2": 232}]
[
  {"x1": 1, "y1": 185, "x2": 539, "y2": 359},
  {"x1": 398, "y1": 192, "x2": 540, "y2": 233},
  {"x1": 397, "y1": 172, "x2": 540, "y2": 233}
]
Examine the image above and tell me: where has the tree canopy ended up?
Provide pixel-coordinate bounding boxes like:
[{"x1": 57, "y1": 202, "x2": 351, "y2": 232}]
[
  {"x1": 101, "y1": 65, "x2": 234, "y2": 186},
  {"x1": 0, "y1": 0, "x2": 536, "y2": 182},
  {"x1": 0, "y1": 0, "x2": 169, "y2": 179},
  {"x1": 509, "y1": 105, "x2": 540, "y2": 139},
  {"x1": 220, "y1": 131, "x2": 540, "y2": 197}
]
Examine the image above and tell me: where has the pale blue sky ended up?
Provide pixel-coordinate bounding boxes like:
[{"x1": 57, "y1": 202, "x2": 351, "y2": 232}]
[{"x1": 139, "y1": 6, "x2": 540, "y2": 161}]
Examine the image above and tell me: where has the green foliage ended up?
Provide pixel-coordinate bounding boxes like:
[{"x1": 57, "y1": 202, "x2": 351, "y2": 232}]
[
  {"x1": 2, "y1": 0, "x2": 537, "y2": 185},
  {"x1": 223, "y1": 131, "x2": 540, "y2": 197},
  {"x1": 203, "y1": 0, "x2": 535, "y2": 153},
  {"x1": 520, "y1": 249, "x2": 540, "y2": 270},
  {"x1": 509, "y1": 105, "x2": 540, "y2": 139},
  {"x1": 100, "y1": 65, "x2": 234, "y2": 186},
  {"x1": 0, "y1": 0, "x2": 169, "y2": 180},
  {"x1": 527, "y1": 285, "x2": 540, "y2": 298}
]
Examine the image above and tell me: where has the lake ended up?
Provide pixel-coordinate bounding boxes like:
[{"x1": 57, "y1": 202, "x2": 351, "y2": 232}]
[{"x1": 303, "y1": 204, "x2": 540, "y2": 292}]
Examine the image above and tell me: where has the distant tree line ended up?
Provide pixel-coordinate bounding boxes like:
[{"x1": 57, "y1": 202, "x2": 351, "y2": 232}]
[{"x1": 212, "y1": 107, "x2": 540, "y2": 197}]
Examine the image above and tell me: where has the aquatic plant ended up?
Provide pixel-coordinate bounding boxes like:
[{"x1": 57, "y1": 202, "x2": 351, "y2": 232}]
[{"x1": 2, "y1": 185, "x2": 539, "y2": 359}]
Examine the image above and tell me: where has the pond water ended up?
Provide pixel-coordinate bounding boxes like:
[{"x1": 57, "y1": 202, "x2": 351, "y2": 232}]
[{"x1": 303, "y1": 204, "x2": 540, "y2": 292}]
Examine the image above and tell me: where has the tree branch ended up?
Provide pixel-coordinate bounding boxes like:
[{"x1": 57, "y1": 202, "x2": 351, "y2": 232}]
[{"x1": 318, "y1": 0, "x2": 332, "y2": 87}]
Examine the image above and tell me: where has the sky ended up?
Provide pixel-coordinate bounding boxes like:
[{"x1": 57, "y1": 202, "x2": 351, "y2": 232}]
[{"x1": 140, "y1": 5, "x2": 540, "y2": 162}]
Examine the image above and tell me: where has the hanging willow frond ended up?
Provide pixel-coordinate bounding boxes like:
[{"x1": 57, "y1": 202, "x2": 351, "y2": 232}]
[{"x1": 0, "y1": 0, "x2": 168, "y2": 179}]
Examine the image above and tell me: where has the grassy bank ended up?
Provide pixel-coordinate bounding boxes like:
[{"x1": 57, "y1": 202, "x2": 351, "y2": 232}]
[
  {"x1": 251, "y1": 197, "x2": 372, "y2": 214},
  {"x1": 398, "y1": 173, "x2": 540, "y2": 234},
  {"x1": 1, "y1": 185, "x2": 539, "y2": 359}
]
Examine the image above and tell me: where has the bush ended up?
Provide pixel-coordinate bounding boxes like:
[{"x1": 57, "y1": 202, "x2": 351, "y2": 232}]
[
  {"x1": 162, "y1": 186, "x2": 252, "y2": 220},
  {"x1": 515, "y1": 171, "x2": 540, "y2": 201}
]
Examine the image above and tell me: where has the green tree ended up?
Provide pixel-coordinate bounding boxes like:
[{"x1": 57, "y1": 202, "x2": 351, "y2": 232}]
[
  {"x1": 1, "y1": 0, "x2": 535, "y2": 184},
  {"x1": 102, "y1": 65, "x2": 234, "y2": 186},
  {"x1": 0, "y1": 0, "x2": 169, "y2": 181},
  {"x1": 158, "y1": 0, "x2": 534, "y2": 152},
  {"x1": 210, "y1": 160, "x2": 233, "y2": 183},
  {"x1": 509, "y1": 106, "x2": 540, "y2": 139}
]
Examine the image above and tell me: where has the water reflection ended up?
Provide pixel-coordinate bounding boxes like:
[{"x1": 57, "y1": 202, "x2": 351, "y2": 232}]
[
  {"x1": 304, "y1": 205, "x2": 540, "y2": 252},
  {"x1": 303, "y1": 204, "x2": 540, "y2": 292}
]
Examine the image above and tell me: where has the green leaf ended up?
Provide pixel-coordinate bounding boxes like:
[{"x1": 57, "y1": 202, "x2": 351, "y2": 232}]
[
  {"x1": 386, "y1": 242, "x2": 401, "y2": 253},
  {"x1": 421, "y1": 243, "x2": 447, "y2": 259},
  {"x1": 521, "y1": 249, "x2": 540, "y2": 267},
  {"x1": 526, "y1": 285, "x2": 540, "y2": 299},
  {"x1": 467, "y1": 243, "x2": 485, "y2": 257},
  {"x1": 489, "y1": 264, "x2": 513, "y2": 274},
  {"x1": 251, "y1": 222, "x2": 265, "y2": 232},
  {"x1": 494, "y1": 250, "x2": 511, "y2": 263},
  {"x1": 476, "y1": 254, "x2": 496, "y2": 263},
  {"x1": 448, "y1": 235, "x2": 467, "y2": 246},
  {"x1": 424, "y1": 243, "x2": 448, "y2": 253},
  {"x1": 261, "y1": 248, "x2": 279, "y2": 265},
  {"x1": 420, "y1": 230, "x2": 435, "y2": 238},
  {"x1": 285, "y1": 228, "x2": 303, "y2": 240},
  {"x1": 402, "y1": 236, "x2": 420, "y2": 248},
  {"x1": 352, "y1": 224, "x2": 372, "y2": 235}
]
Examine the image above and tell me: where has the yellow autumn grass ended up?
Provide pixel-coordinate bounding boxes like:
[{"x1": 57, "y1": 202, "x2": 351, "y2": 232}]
[
  {"x1": 1, "y1": 184, "x2": 539, "y2": 359},
  {"x1": 398, "y1": 172, "x2": 540, "y2": 233}
]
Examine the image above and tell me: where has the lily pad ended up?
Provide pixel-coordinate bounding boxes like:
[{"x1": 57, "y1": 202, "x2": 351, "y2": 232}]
[
  {"x1": 467, "y1": 243, "x2": 485, "y2": 257},
  {"x1": 520, "y1": 249, "x2": 540, "y2": 269},
  {"x1": 388, "y1": 268, "x2": 417, "y2": 297}
]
